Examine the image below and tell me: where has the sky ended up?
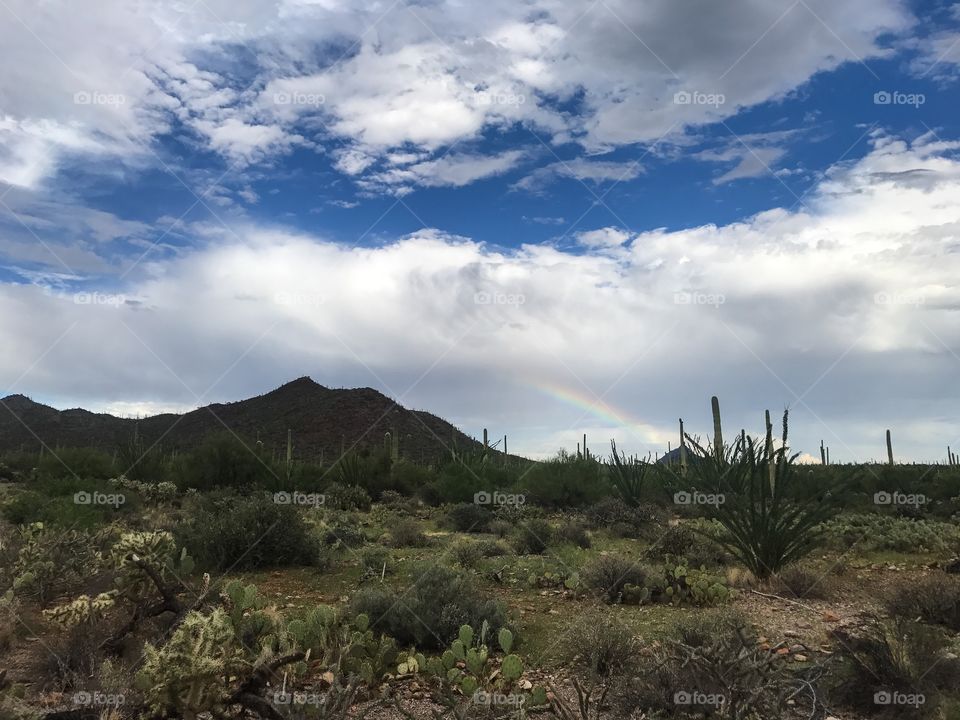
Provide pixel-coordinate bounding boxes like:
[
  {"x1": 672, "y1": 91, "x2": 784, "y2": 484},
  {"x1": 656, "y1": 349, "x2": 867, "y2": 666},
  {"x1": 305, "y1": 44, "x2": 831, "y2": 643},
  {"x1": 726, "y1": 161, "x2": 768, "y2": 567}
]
[{"x1": 0, "y1": 0, "x2": 958, "y2": 462}]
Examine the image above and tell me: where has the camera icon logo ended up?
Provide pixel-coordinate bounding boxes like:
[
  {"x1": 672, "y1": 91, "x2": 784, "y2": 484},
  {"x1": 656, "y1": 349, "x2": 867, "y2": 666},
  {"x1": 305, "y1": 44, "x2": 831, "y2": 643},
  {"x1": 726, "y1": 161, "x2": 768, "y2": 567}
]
[
  {"x1": 273, "y1": 491, "x2": 292, "y2": 505},
  {"x1": 74, "y1": 491, "x2": 92, "y2": 505},
  {"x1": 473, "y1": 491, "x2": 492, "y2": 505}
]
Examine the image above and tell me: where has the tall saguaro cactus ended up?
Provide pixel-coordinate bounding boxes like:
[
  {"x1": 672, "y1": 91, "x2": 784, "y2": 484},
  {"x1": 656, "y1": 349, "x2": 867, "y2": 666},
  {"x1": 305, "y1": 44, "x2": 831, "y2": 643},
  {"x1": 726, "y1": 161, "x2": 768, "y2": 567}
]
[
  {"x1": 711, "y1": 396, "x2": 723, "y2": 461},
  {"x1": 886, "y1": 429, "x2": 894, "y2": 465},
  {"x1": 583, "y1": 433, "x2": 588, "y2": 461},
  {"x1": 679, "y1": 419, "x2": 687, "y2": 476},
  {"x1": 820, "y1": 440, "x2": 826, "y2": 465}
]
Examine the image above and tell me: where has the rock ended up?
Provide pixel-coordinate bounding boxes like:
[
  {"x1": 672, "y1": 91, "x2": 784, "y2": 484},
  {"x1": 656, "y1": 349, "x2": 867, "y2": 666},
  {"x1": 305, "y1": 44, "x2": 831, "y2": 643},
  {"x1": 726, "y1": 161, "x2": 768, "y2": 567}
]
[
  {"x1": 776, "y1": 648, "x2": 790, "y2": 656},
  {"x1": 783, "y1": 630, "x2": 800, "y2": 638},
  {"x1": 789, "y1": 644, "x2": 805, "y2": 653},
  {"x1": 822, "y1": 611, "x2": 840, "y2": 622},
  {"x1": 793, "y1": 654, "x2": 808, "y2": 662}
]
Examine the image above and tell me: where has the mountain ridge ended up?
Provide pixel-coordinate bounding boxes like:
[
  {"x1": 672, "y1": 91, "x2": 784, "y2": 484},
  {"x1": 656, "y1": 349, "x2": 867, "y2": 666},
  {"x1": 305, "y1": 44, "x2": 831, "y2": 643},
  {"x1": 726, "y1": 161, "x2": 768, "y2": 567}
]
[{"x1": 0, "y1": 377, "x2": 491, "y2": 463}]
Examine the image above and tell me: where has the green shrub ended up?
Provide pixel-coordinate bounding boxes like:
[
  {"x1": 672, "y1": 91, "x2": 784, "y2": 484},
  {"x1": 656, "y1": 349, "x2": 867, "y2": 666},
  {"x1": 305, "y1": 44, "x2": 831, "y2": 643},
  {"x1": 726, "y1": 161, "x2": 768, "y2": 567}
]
[
  {"x1": 323, "y1": 482, "x2": 372, "y2": 511},
  {"x1": 351, "y1": 563, "x2": 507, "y2": 649},
  {"x1": 581, "y1": 554, "x2": 651, "y2": 603},
  {"x1": 180, "y1": 433, "x2": 274, "y2": 490},
  {"x1": 771, "y1": 562, "x2": 834, "y2": 600},
  {"x1": 520, "y1": 454, "x2": 607, "y2": 507},
  {"x1": 386, "y1": 517, "x2": 428, "y2": 547},
  {"x1": 645, "y1": 521, "x2": 729, "y2": 568},
  {"x1": 510, "y1": 518, "x2": 553, "y2": 554},
  {"x1": 555, "y1": 521, "x2": 591, "y2": 548},
  {"x1": 621, "y1": 608, "x2": 821, "y2": 719},
  {"x1": 176, "y1": 494, "x2": 323, "y2": 570},
  {"x1": 452, "y1": 538, "x2": 509, "y2": 567},
  {"x1": 443, "y1": 503, "x2": 492, "y2": 533},
  {"x1": 559, "y1": 609, "x2": 640, "y2": 680},
  {"x1": 36, "y1": 447, "x2": 116, "y2": 481},
  {"x1": 359, "y1": 545, "x2": 392, "y2": 577},
  {"x1": 321, "y1": 519, "x2": 367, "y2": 549},
  {"x1": 886, "y1": 574, "x2": 960, "y2": 632},
  {"x1": 821, "y1": 514, "x2": 960, "y2": 554},
  {"x1": 830, "y1": 617, "x2": 960, "y2": 718}
]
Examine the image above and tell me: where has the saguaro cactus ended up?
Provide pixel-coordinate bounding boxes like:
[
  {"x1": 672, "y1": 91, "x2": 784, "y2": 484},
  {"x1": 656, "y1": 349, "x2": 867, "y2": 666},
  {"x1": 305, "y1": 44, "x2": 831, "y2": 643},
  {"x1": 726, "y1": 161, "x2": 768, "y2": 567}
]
[
  {"x1": 483, "y1": 428, "x2": 488, "y2": 450},
  {"x1": 583, "y1": 433, "x2": 588, "y2": 460},
  {"x1": 679, "y1": 419, "x2": 687, "y2": 476},
  {"x1": 711, "y1": 396, "x2": 723, "y2": 461},
  {"x1": 886, "y1": 429, "x2": 894, "y2": 465},
  {"x1": 820, "y1": 440, "x2": 826, "y2": 465},
  {"x1": 286, "y1": 429, "x2": 293, "y2": 465}
]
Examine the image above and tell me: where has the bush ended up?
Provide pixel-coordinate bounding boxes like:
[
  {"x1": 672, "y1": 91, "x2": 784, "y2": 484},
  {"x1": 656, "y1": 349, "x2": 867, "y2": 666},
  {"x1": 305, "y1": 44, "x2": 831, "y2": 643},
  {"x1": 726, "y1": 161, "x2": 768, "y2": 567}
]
[
  {"x1": 581, "y1": 554, "x2": 651, "y2": 603},
  {"x1": 323, "y1": 482, "x2": 372, "y2": 511},
  {"x1": 520, "y1": 455, "x2": 607, "y2": 507},
  {"x1": 452, "y1": 538, "x2": 509, "y2": 567},
  {"x1": 321, "y1": 519, "x2": 367, "y2": 549},
  {"x1": 555, "y1": 521, "x2": 591, "y2": 548},
  {"x1": 176, "y1": 494, "x2": 323, "y2": 570},
  {"x1": 386, "y1": 517, "x2": 428, "y2": 547},
  {"x1": 886, "y1": 574, "x2": 960, "y2": 632},
  {"x1": 771, "y1": 562, "x2": 834, "y2": 600},
  {"x1": 510, "y1": 518, "x2": 553, "y2": 554},
  {"x1": 359, "y1": 545, "x2": 392, "y2": 577},
  {"x1": 621, "y1": 608, "x2": 823, "y2": 719},
  {"x1": 351, "y1": 563, "x2": 507, "y2": 649},
  {"x1": 180, "y1": 433, "x2": 274, "y2": 490},
  {"x1": 36, "y1": 447, "x2": 117, "y2": 481},
  {"x1": 830, "y1": 617, "x2": 960, "y2": 718},
  {"x1": 443, "y1": 503, "x2": 492, "y2": 533},
  {"x1": 645, "y1": 522, "x2": 729, "y2": 568},
  {"x1": 559, "y1": 609, "x2": 640, "y2": 680},
  {"x1": 821, "y1": 514, "x2": 960, "y2": 554}
]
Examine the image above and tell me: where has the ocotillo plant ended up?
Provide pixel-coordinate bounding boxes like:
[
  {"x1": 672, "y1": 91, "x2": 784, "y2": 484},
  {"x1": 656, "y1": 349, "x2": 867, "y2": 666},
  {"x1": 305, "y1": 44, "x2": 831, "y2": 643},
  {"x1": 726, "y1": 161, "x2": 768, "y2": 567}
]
[
  {"x1": 680, "y1": 409, "x2": 839, "y2": 579},
  {"x1": 711, "y1": 395, "x2": 724, "y2": 462},
  {"x1": 886, "y1": 429, "x2": 894, "y2": 465}
]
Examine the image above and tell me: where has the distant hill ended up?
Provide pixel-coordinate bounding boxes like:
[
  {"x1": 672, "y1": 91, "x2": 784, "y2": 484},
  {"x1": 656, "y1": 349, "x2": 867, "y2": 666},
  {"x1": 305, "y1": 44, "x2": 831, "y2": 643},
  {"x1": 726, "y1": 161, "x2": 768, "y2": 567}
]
[{"x1": 0, "y1": 377, "x2": 497, "y2": 464}]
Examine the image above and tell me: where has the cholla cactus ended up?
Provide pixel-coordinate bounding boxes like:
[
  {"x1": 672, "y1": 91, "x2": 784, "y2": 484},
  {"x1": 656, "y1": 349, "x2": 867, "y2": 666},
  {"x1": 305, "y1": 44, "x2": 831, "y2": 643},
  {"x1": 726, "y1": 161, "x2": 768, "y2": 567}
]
[
  {"x1": 112, "y1": 531, "x2": 178, "y2": 600},
  {"x1": 43, "y1": 592, "x2": 117, "y2": 627},
  {"x1": 139, "y1": 608, "x2": 244, "y2": 719}
]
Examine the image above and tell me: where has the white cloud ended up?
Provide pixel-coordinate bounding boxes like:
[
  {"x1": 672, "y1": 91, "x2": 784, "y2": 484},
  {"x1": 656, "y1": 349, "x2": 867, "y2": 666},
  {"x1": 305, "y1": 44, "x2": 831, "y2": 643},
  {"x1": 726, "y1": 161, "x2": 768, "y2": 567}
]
[
  {"x1": 514, "y1": 158, "x2": 644, "y2": 192},
  {"x1": 0, "y1": 0, "x2": 915, "y2": 190},
  {"x1": 576, "y1": 227, "x2": 634, "y2": 248},
  {"x1": 361, "y1": 149, "x2": 526, "y2": 194},
  {"x1": 2, "y1": 134, "x2": 959, "y2": 461}
]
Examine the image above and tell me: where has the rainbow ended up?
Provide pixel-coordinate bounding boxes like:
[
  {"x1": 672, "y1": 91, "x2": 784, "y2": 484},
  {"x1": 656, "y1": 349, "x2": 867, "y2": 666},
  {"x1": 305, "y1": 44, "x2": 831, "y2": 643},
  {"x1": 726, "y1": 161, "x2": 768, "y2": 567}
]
[{"x1": 529, "y1": 380, "x2": 667, "y2": 446}]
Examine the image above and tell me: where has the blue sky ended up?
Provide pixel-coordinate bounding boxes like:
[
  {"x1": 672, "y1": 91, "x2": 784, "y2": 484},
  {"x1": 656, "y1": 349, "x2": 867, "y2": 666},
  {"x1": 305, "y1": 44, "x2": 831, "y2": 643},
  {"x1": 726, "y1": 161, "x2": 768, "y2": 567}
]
[{"x1": 1, "y1": 0, "x2": 959, "y2": 461}]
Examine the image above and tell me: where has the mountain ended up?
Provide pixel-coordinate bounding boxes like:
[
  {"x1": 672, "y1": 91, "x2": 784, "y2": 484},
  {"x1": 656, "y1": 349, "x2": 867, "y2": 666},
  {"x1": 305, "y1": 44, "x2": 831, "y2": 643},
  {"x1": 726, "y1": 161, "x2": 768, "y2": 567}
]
[{"x1": 0, "y1": 377, "x2": 491, "y2": 464}]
